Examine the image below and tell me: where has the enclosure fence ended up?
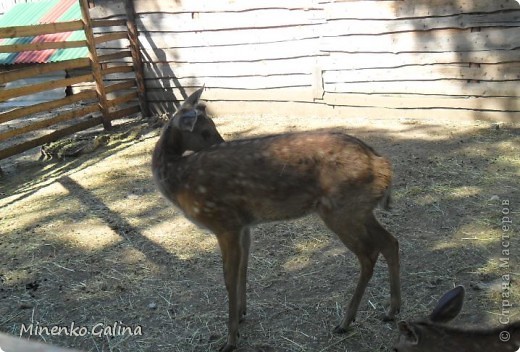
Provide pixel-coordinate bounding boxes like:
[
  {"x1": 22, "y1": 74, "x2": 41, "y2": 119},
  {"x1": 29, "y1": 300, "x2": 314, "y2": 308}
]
[{"x1": 0, "y1": 0, "x2": 148, "y2": 160}]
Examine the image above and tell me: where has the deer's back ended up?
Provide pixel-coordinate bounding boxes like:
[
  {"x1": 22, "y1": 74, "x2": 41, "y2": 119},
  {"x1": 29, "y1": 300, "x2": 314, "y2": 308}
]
[{"x1": 160, "y1": 131, "x2": 391, "y2": 230}]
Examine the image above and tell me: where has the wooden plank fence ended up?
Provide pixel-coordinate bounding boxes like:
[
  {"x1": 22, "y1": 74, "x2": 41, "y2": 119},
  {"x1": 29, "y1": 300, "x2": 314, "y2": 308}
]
[
  {"x1": 1, "y1": 0, "x2": 518, "y2": 161},
  {"x1": 0, "y1": 0, "x2": 148, "y2": 160},
  {"x1": 92, "y1": 0, "x2": 519, "y2": 122}
]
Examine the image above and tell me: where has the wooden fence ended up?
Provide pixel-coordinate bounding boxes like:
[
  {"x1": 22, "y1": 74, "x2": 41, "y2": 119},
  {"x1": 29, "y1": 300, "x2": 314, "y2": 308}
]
[
  {"x1": 94, "y1": 0, "x2": 519, "y2": 122},
  {"x1": 0, "y1": 0, "x2": 148, "y2": 160}
]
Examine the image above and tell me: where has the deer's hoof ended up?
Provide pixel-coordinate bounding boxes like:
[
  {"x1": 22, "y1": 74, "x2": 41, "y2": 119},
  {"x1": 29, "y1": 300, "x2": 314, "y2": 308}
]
[
  {"x1": 333, "y1": 325, "x2": 349, "y2": 334},
  {"x1": 382, "y1": 307, "x2": 400, "y2": 322},
  {"x1": 382, "y1": 314, "x2": 395, "y2": 322},
  {"x1": 219, "y1": 343, "x2": 237, "y2": 352}
]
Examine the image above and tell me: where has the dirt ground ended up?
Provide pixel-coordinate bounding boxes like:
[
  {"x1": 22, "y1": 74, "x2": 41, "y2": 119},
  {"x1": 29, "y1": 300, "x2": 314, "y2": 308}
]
[{"x1": 0, "y1": 112, "x2": 518, "y2": 352}]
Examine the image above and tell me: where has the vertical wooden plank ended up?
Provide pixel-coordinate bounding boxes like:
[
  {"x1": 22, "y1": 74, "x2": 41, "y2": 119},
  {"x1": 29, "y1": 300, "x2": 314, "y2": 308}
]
[
  {"x1": 125, "y1": 0, "x2": 150, "y2": 117},
  {"x1": 80, "y1": 0, "x2": 111, "y2": 129},
  {"x1": 312, "y1": 63, "x2": 324, "y2": 100}
]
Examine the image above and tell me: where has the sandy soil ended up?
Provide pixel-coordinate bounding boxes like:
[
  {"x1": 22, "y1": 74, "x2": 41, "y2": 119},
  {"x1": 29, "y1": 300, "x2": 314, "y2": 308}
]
[{"x1": 0, "y1": 113, "x2": 518, "y2": 352}]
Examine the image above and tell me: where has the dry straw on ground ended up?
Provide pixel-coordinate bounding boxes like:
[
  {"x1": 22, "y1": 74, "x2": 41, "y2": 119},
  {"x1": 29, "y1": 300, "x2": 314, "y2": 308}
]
[{"x1": 0, "y1": 114, "x2": 518, "y2": 351}]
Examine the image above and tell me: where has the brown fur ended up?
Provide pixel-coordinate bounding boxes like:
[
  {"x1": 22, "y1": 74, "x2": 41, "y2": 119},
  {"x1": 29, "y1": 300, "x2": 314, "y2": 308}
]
[{"x1": 394, "y1": 286, "x2": 520, "y2": 352}]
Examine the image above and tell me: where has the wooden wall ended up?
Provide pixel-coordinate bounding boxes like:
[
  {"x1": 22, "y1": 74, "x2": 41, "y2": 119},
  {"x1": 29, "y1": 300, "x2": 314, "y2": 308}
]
[{"x1": 94, "y1": 0, "x2": 520, "y2": 122}]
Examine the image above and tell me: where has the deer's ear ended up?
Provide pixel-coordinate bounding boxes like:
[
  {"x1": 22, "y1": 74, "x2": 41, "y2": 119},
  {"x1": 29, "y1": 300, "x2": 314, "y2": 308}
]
[
  {"x1": 181, "y1": 86, "x2": 205, "y2": 108},
  {"x1": 397, "y1": 321, "x2": 419, "y2": 344},
  {"x1": 429, "y1": 285, "x2": 465, "y2": 323}
]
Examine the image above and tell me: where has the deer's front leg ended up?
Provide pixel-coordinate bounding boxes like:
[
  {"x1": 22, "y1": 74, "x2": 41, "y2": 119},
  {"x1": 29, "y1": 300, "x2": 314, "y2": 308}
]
[
  {"x1": 217, "y1": 232, "x2": 242, "y2": 352},
  {"x1": 238, "y1": 228, "x2": 251, "y2": 321}
]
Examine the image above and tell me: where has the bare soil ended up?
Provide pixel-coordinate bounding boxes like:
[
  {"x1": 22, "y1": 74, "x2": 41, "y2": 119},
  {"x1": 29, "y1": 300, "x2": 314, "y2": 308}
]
[{"x1": 0, "y1": 113, "x2": 518, "y2": 352}]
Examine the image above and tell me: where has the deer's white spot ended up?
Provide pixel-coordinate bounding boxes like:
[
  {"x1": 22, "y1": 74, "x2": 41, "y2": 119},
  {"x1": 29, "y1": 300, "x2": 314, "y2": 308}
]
[
  {"x1": 198, "y1": 186, "x2": 207, "y2": 194},
  {"x1": 192, "y1": 206, "x2": 200, "y2": 214}
]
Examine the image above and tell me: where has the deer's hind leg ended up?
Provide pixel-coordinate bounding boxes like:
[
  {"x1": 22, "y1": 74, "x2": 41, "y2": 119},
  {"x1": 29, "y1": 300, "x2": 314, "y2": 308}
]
[
  {"x1": 365, "y1": 213, "x2": 400, "y2": 320},
  {"x1": 318, "y1": 205, "x2": 381, "y2": 333}
]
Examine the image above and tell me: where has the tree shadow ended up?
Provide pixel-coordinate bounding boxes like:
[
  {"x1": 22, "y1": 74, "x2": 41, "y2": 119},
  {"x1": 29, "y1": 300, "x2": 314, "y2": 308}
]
[{"x1": 58, "y1": 175, "x2": 180, "y2": 268}]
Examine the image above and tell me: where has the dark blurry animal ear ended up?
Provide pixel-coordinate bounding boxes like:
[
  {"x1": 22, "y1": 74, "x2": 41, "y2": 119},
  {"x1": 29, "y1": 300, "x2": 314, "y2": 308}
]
[
  {"x1": 196, "y1": 103, "x2": 207, "y2": 113},
  {"x1": 397, "y1": 321, "x2": 419, "y2": 344},
  {"x1": 181, "y1": 86, "x2": 205, "y2": 109},
  {"x1": 429, "y1": 286, "x2": 465, "y2": 323}
]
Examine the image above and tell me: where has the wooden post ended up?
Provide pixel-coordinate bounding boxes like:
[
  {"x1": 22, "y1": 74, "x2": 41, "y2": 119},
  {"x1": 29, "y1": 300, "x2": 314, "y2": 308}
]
[
  {"x1": 125, "y1": 0, "x2": 150, "y2": 117},
  {"x1": 79, "y1": 0, "x2": 111, "y2": 129}
]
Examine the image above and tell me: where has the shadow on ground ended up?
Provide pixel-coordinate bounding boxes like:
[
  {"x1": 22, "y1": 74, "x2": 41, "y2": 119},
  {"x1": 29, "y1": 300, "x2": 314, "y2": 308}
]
[{"x1": 0, "y1": 116, "x2": 518, "y2": 352}]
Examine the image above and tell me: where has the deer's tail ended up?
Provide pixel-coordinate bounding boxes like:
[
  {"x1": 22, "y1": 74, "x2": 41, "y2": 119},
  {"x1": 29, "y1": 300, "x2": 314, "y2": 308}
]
[{"x1": 379, "y1": 182, "x2": 392, "y2": 211}]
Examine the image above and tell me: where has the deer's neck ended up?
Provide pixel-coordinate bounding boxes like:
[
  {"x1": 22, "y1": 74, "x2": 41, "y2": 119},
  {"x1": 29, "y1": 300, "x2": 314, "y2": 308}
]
[
  {"x1": 152, "y1": 124, "x2": 187, "y2": 199},
  {"x1": 421, "y1": 322, "x2": 520, "y2": 351}
]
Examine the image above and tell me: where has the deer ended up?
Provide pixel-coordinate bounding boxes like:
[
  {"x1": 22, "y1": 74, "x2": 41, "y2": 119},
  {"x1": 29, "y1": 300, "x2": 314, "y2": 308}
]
[
  {"x1": 151, "y1": 87, "x2": 401, "y2": 351},
  {"x1": 393, "y1": 285, "x2": 520, "y2": 351}
]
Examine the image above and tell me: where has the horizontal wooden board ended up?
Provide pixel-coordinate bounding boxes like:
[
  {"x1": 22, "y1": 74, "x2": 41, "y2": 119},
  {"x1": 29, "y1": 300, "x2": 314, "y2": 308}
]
[
  {"x1": 92, "y1": 19, "x2": 127, "y2": 28},
  {"x1": 0, "y1": 115, "x2": 103, "y2": 160},
  {"x1": 98, "y1": 50, "x2": 132, "y2": 63},
  {"x1": 0, "y1": 58, "x2": 90, "y2": 85},
  {"x1": 133, "y1": 0, "x2": 317, "y2": 13},
  {"x1": 0, "y1": 74, "x2": 94, "y2": 102},
  {"x1": 143, "y1": 58, "x2": 316, "y2": 79},
  {"x1": 146, "y1": 88, "x2": 519, "y2": 112},
  {"x1": 101, "y1": 64, "x2": 134, "y2": 74},
  {"x1": 105, "y1": 80, "x2": 136, "y2": 94},
  {"x1": 145, "y1": 74, "x2": 312, "y2": 90},
  {"x1": 136, "y1": 9, "x2": 323, "y2": 33},
  {"x1": 320, "y1": 51, "x2": 520, "y2": 71},
  {"x1": 109, "y1": 104, "x2": 140, "y2": 120},
  {"x1": 0, "y1": 104, "x2": 99, "y2": 142},
  {"x1": 107, "y1": 91, "x2": 138, "y2": 108},
  {"x1": 136, "y1": 39, "x2": 321, "y2": 63},
  {"x1": 149, "y1": 100, "x2": 517, "y2": 122},
  {"x1": 323, "y1": 93, "x2": 520, "y2": 111},
  {"x1": 91, "y1": 0, "x2": 318, "y2": 19},
  {"x1": 94, "y1": 32, "x2": 128, "y2": 45},
  {"x1": 137, "y1": 24, "x2": 321, "y2": 49},
  {"x1": 0, "y1": 90, "x2": 97, "y2": 124},
  {"x1": 146, "y1": 87, "x2": 315, "y2": 103},
  {"x1": 321, "y1": 0, "x2": 520, "y2": 19},
  {"x1": 140, "y1": 54, "x2": 520, "y2": 84},
  {"x1": 0, "y1": 20, "x2": 83, "y2": 39},
  {"x1": 321, "y1": 27, "x2": 520, "y2": 53},
  {"x1": 323, "y1": 63, "x2": 520, "y2": 83},
  {"x1": 323, "y1": 12, "x2": 520, "y2": 37},
  {"x1": 0, "y1": 40, "x2": 87, "y2": 54},
  {"x1": 325, "y1": 80, "x2": 520, "y2": 97}
]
